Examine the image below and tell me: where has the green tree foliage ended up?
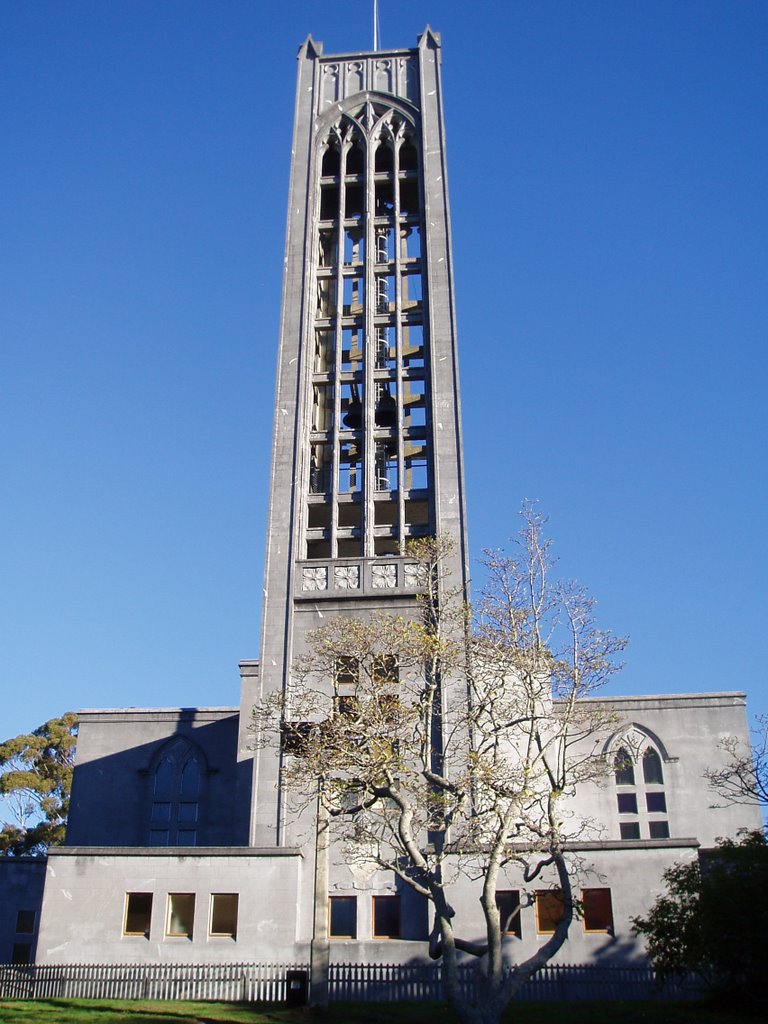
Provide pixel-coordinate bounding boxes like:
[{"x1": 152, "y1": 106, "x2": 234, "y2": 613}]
[
  {"x1": 632, "y1": 830, "x2": 768, "y2": 1002},
  {"x1": 0, "y1": 712, "x2": 78, "y2": 855}
]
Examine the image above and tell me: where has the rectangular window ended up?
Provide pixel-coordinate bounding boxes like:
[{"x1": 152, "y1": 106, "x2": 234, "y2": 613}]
[
  {"x1": 335, "y1": 657, "x2": 359, "y2": 686},
  {"x1": 620, "y1": 821, "x2": 641, "y2": 840},
  {"x1": 15, "y1": 910, "x2": 35, "y2": 935},
  {"x1": 373, "y1": 895, "x2": 401, "y2": 939},
  {"x1": 124, "y1": 893, "x2": 153, "y2": 937},
  {"x1": 166, "y1": 893, "x2": 195, "y2": 938},
  {"x1": 535, "y1": 891, "x2": 565, "y2": 935},
  {"x1": 329, "y1": 895, "x2": 357, "y2": 939},
  {"x1": 582, "y1": 889, "x2": 613, "y2": 932},
  {"x1": 646, "y1": 792, "x2": 667, "y2": 813},
  {"x1": 11, "y1": 944, "x2": 31, "y2": 965},
  {"x1": 372, "y1": 655, "x2": 398, "y2": 686},
  {"x1": 495, "y1": 890, "x2": 522, "y2": 938},
  {"x1": 616, "y1": 793, "x2": 638, "y2": 814},
  {"x1": 649, "y1": 820, "x2": 670, "y2": 839},
  {"x1": 210, "y1": 894, "x2": 238, "y2": 939}
]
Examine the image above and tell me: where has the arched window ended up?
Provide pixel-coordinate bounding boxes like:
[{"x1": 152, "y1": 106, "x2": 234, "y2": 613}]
[
  {"x1": 614, "y1": 747, "x2": 635, "y2": 786},
  {"x1": 613, "y1": 735, "x2": 670, "y2": 841},
  {"x1": 642, "y1": 748, "x2": 664, "y2": 785},
  {"x1": 149, "y1": 740, "x2": 203, "y2": 847}
]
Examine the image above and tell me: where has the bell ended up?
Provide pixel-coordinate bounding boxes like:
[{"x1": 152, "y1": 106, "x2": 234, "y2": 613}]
[
  {"x1": 343, "y1": 400, "x2": 363, "y2": 430},
  {"x1": 375, "y1": 390, "x2": 397, "y2": 428}
]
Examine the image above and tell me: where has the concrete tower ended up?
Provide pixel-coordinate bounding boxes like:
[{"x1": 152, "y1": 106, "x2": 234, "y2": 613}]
[{"x1": 241, "y1": 29, "x2": 469, "y2": 847}]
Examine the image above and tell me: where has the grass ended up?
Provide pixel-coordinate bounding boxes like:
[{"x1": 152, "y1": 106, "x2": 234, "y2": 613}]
[{"x1": 0, "y1": 1000, "x2": 762, "y2": 1024}]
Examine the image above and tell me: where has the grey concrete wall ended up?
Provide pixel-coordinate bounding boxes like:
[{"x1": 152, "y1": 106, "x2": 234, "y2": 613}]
[
  {"x1": 565, "y1": 692, "x2": 762, "y2": 846},
  {"x1": 37, "y1": 848, "x2": 304, "y2": 964},
  {"x1": 0, "y1": 858, "x2": 46, "y2": 964},
  {"x1": 67, "y1": 708, "x2": 250, "y2": 847}
]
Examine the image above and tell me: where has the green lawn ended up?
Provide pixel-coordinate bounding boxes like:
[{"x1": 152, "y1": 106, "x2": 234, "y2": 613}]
[{"x1": 0, "y1": 1000, "x2": 759, "y2": 1024}]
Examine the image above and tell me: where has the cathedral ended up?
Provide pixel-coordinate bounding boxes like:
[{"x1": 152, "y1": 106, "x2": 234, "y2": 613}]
[{"x1": 1, "y1": 29, "x2": 759, "y2": 978}]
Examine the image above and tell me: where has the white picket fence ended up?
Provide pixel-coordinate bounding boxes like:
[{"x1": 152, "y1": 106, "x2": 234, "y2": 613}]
[{"x1": 0, "y1": 960, "x2": 699, "y2": 1003}]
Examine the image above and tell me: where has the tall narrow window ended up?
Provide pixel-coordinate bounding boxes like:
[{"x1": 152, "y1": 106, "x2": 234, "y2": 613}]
[
  {"x1": 535, "y1": 891, "x2": 565, "y2": 935},
  {"x1": 329, "y1": 896, "x2": 357, "y2": 939},
  {"x1": 124, "y1": 893, "x2": 153, "y2": 938},
  {"x1": 372, "y1": 895, "x2": 401, "y2": 939},
  {"x1": 582, "y1": 889, "x2": 613, "y2": 933},
  {"x1": 496, "y1": 890, "x2": 522, "y2": 938},
  {"x1": 166, "y1": 894, "x2": 195, "y2": 939},
  {"x1": 210, "y1": 894, "x2": 239, "y2": 939},
  {"x1": 149, "y1": 740, "x2": 203, "y2": 847}
]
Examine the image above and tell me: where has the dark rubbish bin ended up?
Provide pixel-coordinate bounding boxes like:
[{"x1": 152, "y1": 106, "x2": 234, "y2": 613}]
[{"x1": 286, "y1": 968, "x2": 309, "y2": 1006}]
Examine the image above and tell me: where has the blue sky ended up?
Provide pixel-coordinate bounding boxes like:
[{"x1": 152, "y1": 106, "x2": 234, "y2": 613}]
[{"x1": 1, "y1": 1, "x2": 766, "y2": 742}]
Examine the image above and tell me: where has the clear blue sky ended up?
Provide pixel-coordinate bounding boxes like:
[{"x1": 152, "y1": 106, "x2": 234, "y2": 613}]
[{"x1": 1, "y1": 1, "x2": 766, "y2": 741}]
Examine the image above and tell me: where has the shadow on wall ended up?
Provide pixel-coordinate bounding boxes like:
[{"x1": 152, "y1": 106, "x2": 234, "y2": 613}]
[{"x1": 66, "y1": 712, "x2": 252, "y2": 847}]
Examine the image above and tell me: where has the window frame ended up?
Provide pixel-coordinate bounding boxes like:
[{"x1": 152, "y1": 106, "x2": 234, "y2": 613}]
[
  {"x1": 209, "y1": 893, "x2": 239, "y2": 940},
  {"x1": 329, "y1": 895, "x2": 357, "y2": 940},
  {"x1": 123, "y1": 892, "x2": 153, "y2": 938},
  {"x1": 581, "y1": 888, "x2": 614, "y2": 934},
  {"x1": 535, "y1": 890, "x2": 565, "y2": 935},
  {"x1": 165, "y1": 892, "x2": 196, "y2": 939},
  {"x1": 495, "y1": 889, "x2": 522, "y2": 938},
  {"x1": 372, "y1": 894, "x2": 401, "y2": 939}
]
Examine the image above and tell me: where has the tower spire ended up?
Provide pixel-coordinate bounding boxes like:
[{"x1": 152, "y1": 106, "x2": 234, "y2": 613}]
[{"x1": 373, "y1": 0, "x2": 379, "y2": 51}]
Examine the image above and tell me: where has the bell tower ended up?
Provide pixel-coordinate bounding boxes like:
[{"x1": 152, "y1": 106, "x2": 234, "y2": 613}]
[{"x1": 241, "y1": 29, "x2": 468, "y2": 846}]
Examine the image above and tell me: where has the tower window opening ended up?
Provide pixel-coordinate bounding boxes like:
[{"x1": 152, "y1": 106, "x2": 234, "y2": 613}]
[
  {"x1": 337, "y1": 501, "x2": 362, "y2": 529},
  {"x1": 376, "y1": 227, "x2": 395, "y2": 263},
  {"x1": 309, "y1": 443, "x2": 332, "y2": 495},
  {"x1": 339, "y1": 442, "x2": 362, "y2": 493},
  {"x1": 375, "y1": 325, "x2": 396, "y2": 370},
  {"x1": 375, "y1": 180, "x2": 395, "y2": 216},
  {"x1": 398, "y1": 140, "x2": 418, "y2": 172},
  {"x1": 321, "y1": 144, "x2": 340, "y2": 178},
  {"x1": 375, "y1": 443, "x2": 398, "y2": 492},
  {"x1": 343, "y1": 227, "x2": 364, "y2": 266},
  {"x1": 374, "y1": 499, "x2": 398, "y2": 526},
  {"x1": 376, "y1": 274, "x2": 396, "y2": 314},
  {"x1": 342, "y1": 275, "x2": 364, "y2": 316},
  {"x1": 345, "y1": 184, "x2": 364, "y2": 220},
  {"x1": 337, "y1": 536, "x2": 362, "y2": 557},
  {"x1": 403, "y1": 379, "x2": 426, "y2": 428},
  {"x1": 401, "y1": 271, "x2": 422, "y2": 310},
  {"x1": 306, "y1": 539, "x2": 332, "y2": 560},
  {"x1": 375, "y1": 142, "x2": 394, "y2": 174},
  {"x1": 374, "y1": 535, "x2": 400, "y2": 556},
  {"x1": 345, "y1": 143, "x2": 364, "y2": 177},
  {"x1": 403, "y1": 444, "x2": 428, "y2": 490},
  {"x1": 314, "y1": 330, "x2": 335, "y2": 374},
  {"x1": 318, "y1": 228, "x2": 337, "y2": 268},
  {"x1": 399, "y1": 178, "x2": 420, "y2": 217},
  {"x1": 308, "y1": 503, "x2": 332, "y2": 530},
  {"x1": 341, "y1": 326, "x2": 364, "y2": 373},
  {"x1": 401, "y1": 224, "x2": 421, "y2": 260},
  {"x1": 316, "y1": 278, "x2": 337, "y2": 319},
  {"x1": 402, "y1": 323, "x2": 424, "y2": 368},
  {"x1": 404, "y1": 499, "x2": 429, "y2": 527},
  {"x1": 341, "y1": 383, "x2": 364, "y2": 431},
  {"x1": 375, "y1": 381, "x2": 397, "y2": 429},
  {"x1": 312, "y1": 384, "x2": 334, "y2": 433},
  {"x1": 320, "y1": 184, "x2": 339, "y2": 221}
]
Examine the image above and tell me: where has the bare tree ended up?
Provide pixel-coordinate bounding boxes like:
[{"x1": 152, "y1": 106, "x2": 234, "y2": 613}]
[
  {"x1": 705, "y1": 714, "x2": 768, "y2": 808},
  {"x1": 252, "y1": 507, "x2": 626, "y2": 1024}
]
